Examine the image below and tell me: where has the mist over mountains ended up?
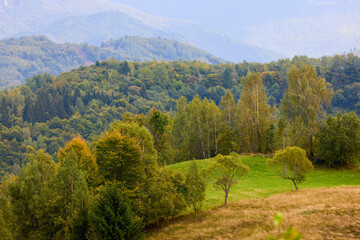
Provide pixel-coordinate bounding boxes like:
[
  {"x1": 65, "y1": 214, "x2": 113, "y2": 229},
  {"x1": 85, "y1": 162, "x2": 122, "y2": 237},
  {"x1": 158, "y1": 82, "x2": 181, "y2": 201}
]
[
  {"x1": 1, "y1": 0, "x2": 360, "y2": 62},
  {"x1": 0, "y1": 0, "x2": 281, "y2": 63}
]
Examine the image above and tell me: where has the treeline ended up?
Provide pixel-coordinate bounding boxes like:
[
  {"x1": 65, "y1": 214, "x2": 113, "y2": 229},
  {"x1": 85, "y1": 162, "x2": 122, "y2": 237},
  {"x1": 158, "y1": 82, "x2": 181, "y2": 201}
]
[
  {"x1": 0, "y1": 56, "x2": 359, "y2": 174},
  {"x1": 0, "y1": 121, "x2": 200, "y2": 239}
]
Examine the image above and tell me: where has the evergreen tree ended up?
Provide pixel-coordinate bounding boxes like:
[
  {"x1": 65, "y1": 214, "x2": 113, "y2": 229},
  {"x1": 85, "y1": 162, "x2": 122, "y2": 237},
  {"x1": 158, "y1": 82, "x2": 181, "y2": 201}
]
[
  {"x1": 91, "y1": 184, "x2": 144, "y2": 240},
  {"x1": 0, "y1": 97, "x2": 10, "y2": 127}
]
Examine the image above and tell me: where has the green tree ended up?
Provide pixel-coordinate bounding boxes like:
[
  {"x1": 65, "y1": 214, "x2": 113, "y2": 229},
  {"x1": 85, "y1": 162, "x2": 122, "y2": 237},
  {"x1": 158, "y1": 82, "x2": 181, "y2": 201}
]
[
  {"x1": 91, "y1": 184, "x2": 144, "y2": 240},
  {"x1": 52, "y1": 150, "x2": 90, "y2": 240},
  {"x1": 206, "y1": 152, "x2": 249, "y2": 204},
  {"x1": 185, "y1": 162, "x2": 206, "y2": 213},
  {"x1": 8, "y1": 150, "x2": 57, "y2": 239},
  {"x1": 147, "y1": 107, "x2": 171, "y2": 165},
  {"x1": 95, "y1": 130, "x2": 144, "y2": 189},
  {"x1": 317, "y1": 112, "x2": 360, "y2": 167},
  {"x1": 266, "y1": 146, "x2": 314, "y2": 190},
  {"x1": 237, "y1": 72, "x2": 276, "y2": 153},
  {"x1": 110, "y1": 120, "x2": 158, "y2": 177},
  {"x1": 220, "y1": 90, "x2": 236, "y2": 129},
  {"x1": 140, "y1": 169, "x2": 186, "y2": 227},
  {"x1": 281, "y1": 65, "x2": 333, "y2": 159}
]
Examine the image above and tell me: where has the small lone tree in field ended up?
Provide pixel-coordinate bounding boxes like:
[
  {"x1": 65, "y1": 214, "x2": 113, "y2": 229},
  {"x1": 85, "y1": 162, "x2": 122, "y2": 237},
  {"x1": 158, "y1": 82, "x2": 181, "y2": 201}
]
[
  {"x1": 206, "y1": 152, "x2": 249, "y2": 205},
  {"x1": 267, "y1": 146, "x2": 313, "y2": 190},
  {"x1": 185, "y1": 161, "x2": 206, "y2": 213}
]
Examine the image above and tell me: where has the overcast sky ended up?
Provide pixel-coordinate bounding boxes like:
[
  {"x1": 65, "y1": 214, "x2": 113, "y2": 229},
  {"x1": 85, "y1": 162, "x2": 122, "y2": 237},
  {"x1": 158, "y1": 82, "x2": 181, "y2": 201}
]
[{"x1": 109, "y1": 0, "x2": 359, "y2": 37}]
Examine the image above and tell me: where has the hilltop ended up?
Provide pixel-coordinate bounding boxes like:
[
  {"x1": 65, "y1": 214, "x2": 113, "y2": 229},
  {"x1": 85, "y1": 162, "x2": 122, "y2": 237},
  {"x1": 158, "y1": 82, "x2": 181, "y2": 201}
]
[{"x1": 0, "y1": 35, "x2": 223, "y2": 88}]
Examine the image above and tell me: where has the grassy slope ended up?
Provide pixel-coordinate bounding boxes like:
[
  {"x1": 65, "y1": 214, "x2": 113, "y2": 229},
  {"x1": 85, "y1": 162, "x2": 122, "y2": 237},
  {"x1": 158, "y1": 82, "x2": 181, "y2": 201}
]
[
  {"x1": 168, "y1": 156, "x2": 360, "y2": 209},
  {"x1": 147, "y1": 186, "x2": 360, "y2": 239},
  {"x1": 148, "y1": 156, "x2": 360, "y2": 239}
]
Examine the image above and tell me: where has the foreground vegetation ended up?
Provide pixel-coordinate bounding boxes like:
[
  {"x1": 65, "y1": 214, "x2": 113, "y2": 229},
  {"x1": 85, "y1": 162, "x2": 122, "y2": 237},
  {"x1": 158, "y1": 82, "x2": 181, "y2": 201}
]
[
  {"x1": 146, "y1": 186, "x2": 360, "y2": 240},
  {"x1": 169, "y1": 156, "x2": 360, "y2": 210}
]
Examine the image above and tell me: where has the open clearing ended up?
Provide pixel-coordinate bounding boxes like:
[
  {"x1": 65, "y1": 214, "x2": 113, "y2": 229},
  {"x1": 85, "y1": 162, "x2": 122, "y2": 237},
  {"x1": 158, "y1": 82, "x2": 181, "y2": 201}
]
[
  {"x1": 147, "y1": 186, "x2": 360, "y2": 239},
  {"x1": 168, "y1": 156, "x2": 360, "y2": 209},
  {"x1": 147, "y1": 156, "x2": 360, "y2": 239}
]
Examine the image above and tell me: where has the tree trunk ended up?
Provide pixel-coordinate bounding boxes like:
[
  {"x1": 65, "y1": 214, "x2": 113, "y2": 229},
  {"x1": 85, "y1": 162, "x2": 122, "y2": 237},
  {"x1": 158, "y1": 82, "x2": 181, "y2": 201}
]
[
  {"x1": 292, "y1": 179, "x2": 298, "y2": 190},
  {"x1": 257, "y1": 126, "x2": 262, "y2": 153},
  {"x1": 224, "y1": 190, "x2": 229, "y2": 205},
  {"x1": 309, "y1": 135, "x2": 314, "y2": 161}
]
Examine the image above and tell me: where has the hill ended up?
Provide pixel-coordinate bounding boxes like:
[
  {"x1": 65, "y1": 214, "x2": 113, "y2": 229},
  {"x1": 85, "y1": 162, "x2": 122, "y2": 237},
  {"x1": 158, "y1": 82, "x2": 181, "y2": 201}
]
[
  {"x1": 0, "y1": 0, "x2": 281, "y2": 62},
  {"x1": 0, "y1": 35, "x2": 223, "y2": 88},
  {"x1": 0, "y1": 56, "x2": 358, "y2": 174},
  {"x1": 146, "y1": 186, "x2": 360, "y2": 239},
  {"x1": 168, "y1": 156, "x2": 360, "y2": 209}
]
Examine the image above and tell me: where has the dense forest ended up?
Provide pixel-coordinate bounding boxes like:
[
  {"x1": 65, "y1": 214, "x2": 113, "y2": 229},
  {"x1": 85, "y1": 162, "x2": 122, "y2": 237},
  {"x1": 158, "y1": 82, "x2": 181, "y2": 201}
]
[
  {"x1": 0, "y1": 54, "x2": 359, "y2": 173},
  {"x1": 0, "y1": 53, "x2": 359, "y2": 239},
  {"x1": 0, "y1": 35, "x2": 223, "y2": 88}
]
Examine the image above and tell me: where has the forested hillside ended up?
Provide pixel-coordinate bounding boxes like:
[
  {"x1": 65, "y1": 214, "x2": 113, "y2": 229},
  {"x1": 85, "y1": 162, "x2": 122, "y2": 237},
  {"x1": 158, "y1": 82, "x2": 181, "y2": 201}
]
[
  {"x1": 0, "y1": 54, "x2": 359, "y2": 239},
  {"x1": 0, "y1": 54, "x2": 359, "y2": 175},
  {"x1": 0, "y1": 36, "x2": 223, "y2": 89}
]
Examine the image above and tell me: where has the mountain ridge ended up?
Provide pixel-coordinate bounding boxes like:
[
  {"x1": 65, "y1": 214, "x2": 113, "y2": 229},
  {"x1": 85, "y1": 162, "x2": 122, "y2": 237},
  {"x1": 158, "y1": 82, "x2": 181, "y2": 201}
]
[
  {"x1": 0, "y1": 35, "x2": 224, "y2": 88},
  {"x1": 0, "y1": 0, "x2": 282, "y2": 63}
]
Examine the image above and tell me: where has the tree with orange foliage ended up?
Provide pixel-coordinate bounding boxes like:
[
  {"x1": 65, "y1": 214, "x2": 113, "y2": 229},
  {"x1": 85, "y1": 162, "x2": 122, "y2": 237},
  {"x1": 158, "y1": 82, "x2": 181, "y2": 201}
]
[{"x1": 58, "y1": 136, "x2": 98, "y2": 186}]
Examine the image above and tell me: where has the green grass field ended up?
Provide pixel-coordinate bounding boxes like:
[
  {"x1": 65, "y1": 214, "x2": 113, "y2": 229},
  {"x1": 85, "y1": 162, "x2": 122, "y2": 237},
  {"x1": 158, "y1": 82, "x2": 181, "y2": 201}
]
[{"x1": 168, "y1": 155, "x2": 360, "y2": 210}]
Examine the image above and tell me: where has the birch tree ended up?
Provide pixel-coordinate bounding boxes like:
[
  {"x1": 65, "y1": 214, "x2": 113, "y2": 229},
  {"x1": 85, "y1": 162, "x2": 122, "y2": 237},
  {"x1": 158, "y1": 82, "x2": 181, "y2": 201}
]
[{"x1": 237, "y1": 72, "x2": 276, "y2": 153}]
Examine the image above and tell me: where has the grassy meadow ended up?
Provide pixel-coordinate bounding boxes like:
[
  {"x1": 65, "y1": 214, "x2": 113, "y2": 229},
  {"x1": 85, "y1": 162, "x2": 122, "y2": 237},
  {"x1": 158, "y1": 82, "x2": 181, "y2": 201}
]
[
  {"x1": 147, "y1": 186, "x2": 360, "y2": 239},
  {"x1": 146, "y1": 156, "x2": 360, "y2": 239},
  {"x1": 168, "y1": 155, "x2": 360, "y2": 210}
]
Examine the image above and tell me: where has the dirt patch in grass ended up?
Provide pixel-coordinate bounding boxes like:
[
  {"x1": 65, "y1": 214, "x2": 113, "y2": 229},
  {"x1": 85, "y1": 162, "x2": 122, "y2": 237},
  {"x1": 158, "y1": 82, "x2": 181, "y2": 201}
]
[{"x1": 146, "y1": 186, "x2": 360, "y2": 240}]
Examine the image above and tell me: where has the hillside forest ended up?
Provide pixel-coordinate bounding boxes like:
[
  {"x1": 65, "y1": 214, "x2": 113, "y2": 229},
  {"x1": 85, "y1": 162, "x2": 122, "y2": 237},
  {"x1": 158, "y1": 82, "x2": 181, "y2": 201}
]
[
  {"x1": 0, "y1": 54, "x2": 360, "y2": 239},
  {"x1": 0, "y1": 35, "x2": 222, "y2": 88}
]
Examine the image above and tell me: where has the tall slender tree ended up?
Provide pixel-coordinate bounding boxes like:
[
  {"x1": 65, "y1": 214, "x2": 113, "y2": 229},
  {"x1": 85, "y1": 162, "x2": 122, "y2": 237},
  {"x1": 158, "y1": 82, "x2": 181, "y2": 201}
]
[
  {"x1": 280, "y1": 65, "x2": 333, "y2": 159},
  {"x1": 237, "y1": 72, "x2": 276, "y2": 153}
]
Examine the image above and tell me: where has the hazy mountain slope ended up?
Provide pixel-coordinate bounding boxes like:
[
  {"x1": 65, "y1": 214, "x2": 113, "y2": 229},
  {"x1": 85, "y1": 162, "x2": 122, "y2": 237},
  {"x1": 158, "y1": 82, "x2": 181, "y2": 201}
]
[
  {"x1": 0, "y1": 35, "x2": 224, "y2": 88},
  {"x1": 0, "y1": 0, "x2": 281, "y2": 63},
  {"x1": 101, "y1": 36, "x2": 224, "y2": 64}
]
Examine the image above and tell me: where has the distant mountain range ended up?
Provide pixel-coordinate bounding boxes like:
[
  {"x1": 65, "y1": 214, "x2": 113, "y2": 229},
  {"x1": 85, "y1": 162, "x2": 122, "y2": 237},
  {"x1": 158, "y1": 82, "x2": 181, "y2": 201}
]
[
  {"x1": 0, "y1": 35, "x2": 224, "y2": 88},
  {"x1": 0, "y1": 0, "x2": 282, "y2": 63}
]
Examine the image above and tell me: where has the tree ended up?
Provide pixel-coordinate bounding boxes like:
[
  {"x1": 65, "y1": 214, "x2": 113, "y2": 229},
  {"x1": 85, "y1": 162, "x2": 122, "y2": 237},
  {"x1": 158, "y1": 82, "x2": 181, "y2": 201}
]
[
  {"x1": 52, "y1": 150, "x2": 91, "y2": 240},
  {"x1": 317, "y1": 112, "x2": 360, "y2": 167},
  {"x1": 95, "y1": 130, "x2": 144, "y2": 189},
  {"x1": 185, "y1": 161, "x2": 206, "y2": 213},
  {"x1": 280, "y1": 65, "x2": 333, "y2": 159},
  {"x1": 206, "y1": 152, "x2": 249, "y2": 204},
  {"x1": 91, "y1": 184, "x2": 144, "y2": 240},
  {"x1": 110, "y1": 121, "x2": 158, "y2": 177},
  {"x1": 58, "y1": 136, "x2": 98, "y2": 187},
  {"x1": 0, "y1": 96, "x2": 11, "y2": 128},
  {"x1": 8, "y1": 150, "x2": 57, "y2": 239},
  {"x1": 220, "y1": 90, "x2": 236, "y2": 129},
  {"x1": 266, "y1": 146, "x2": 314, "y2": 190},
  {"x1": 146, "y1": 107, "x2": 170, "y2": 165},
  {"x1": 237, "y1": 72, "x2": 276, "y2": 153},
  {"x1": 140, "y1": 169, "x2": 186, "y2": 227}
]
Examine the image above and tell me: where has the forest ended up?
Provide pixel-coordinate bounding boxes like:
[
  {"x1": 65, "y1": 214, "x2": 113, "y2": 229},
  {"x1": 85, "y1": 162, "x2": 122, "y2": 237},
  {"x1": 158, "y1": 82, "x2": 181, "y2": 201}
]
[
  {"x1": 0, "y1": 35, "x2": 222, "y2": 89},
  {"x1": 0, "y1": 53, "x2": 360, "y2": 239}
]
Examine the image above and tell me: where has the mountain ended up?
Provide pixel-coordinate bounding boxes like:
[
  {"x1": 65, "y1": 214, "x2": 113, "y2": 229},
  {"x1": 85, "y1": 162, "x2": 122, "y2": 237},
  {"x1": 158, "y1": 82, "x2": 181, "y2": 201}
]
[
  {"x1": 0, "y1": 35, "x2": 224, "y2": 88},
  {"x1": 0, "y1": 0, "x2": 282, "y2": 63}
]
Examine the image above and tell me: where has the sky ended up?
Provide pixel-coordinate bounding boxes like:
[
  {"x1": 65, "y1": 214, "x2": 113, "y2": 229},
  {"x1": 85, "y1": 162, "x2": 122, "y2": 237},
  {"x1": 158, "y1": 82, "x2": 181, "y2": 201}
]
[{"x1": 109, "y1": 0, "x2": 358, "y2": 37}]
